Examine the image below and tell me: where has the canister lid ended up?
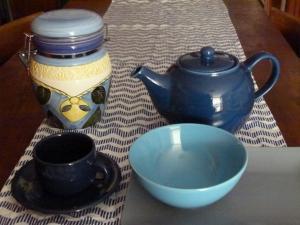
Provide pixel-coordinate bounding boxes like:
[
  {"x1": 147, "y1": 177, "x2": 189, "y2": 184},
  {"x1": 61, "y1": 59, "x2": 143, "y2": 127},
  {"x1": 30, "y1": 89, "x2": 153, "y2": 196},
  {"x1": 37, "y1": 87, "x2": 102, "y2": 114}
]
[
  {"x1": 31, "y1": 9, "x2": 104, "y2": 38},
  {"x1": 178, "y1": 46, "x2": 238, "y2": 74}
]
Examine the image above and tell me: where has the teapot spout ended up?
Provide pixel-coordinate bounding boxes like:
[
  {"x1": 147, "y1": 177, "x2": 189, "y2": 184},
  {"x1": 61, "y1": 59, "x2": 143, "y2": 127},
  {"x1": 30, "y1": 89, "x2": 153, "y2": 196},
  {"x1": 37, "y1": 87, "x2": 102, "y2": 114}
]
[{"x1": 131, "y1": 66, "x2": 171, "y2": 116}]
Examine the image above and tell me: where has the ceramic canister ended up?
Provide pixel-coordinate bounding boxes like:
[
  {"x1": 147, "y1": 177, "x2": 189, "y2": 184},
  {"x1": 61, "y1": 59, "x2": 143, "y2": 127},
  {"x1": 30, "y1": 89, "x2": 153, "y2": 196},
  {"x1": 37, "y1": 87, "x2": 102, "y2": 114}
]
[{"x1": 22, "y1": 9, "x2": 112, "y2": 129}]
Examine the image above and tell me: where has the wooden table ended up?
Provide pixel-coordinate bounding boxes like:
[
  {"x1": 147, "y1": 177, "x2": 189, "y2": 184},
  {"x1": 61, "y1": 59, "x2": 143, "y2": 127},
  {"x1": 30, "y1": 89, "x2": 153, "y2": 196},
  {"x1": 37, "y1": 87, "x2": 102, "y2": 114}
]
[
  {"x1": 224, "y1": 0, "x2": 300, "y2": 146},
  {"x1": 0, "y1": 0, "x2": 299, "y2": 188}
]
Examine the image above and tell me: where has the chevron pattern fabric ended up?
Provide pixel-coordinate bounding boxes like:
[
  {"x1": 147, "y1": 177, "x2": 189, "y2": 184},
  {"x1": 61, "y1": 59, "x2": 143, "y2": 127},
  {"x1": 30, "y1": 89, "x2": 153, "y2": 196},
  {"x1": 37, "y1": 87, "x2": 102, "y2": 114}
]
[{"x1": 0, "y1": 0, "x2": 286, "y2": 224}]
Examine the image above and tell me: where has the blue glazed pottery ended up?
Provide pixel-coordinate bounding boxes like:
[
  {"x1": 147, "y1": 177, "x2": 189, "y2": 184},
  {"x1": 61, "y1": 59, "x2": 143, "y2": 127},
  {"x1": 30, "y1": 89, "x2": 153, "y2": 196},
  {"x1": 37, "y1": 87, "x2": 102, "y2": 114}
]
[
  {"x1": 129, "y1": 124, "x2": 247, "y2": 208},
  {"x1": 131, "y1": 46, "x2": 280, "y2": 133},
  {"x1": 31, "y1": 9, "x2": 104, "y2": 38},
  {"x1": 31, "y1": 9, "x2": 105, "y2": 55},
  {"x1": 32, "y1": 29, "x2": 105, "y2": 55},
  {"x1": 19, "y1": 9, "x2": 112, "y2": 129},
  {"x1": 34, "y1": 132, "x2": 97, "y2": 196},
  {"x1": 11, "y1": 151, "x2": 121, "y2": 213}
]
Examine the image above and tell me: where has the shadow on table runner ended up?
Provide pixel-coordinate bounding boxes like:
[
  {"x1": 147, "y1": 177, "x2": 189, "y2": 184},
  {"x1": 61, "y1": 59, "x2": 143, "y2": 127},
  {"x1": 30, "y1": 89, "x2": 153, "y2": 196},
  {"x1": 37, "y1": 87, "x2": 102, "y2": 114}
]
[
  {"x1": 0, "y1": 90, "x2": 286, "y2": 225},
  {"x1": 0, "y1": 124, "x2": 152, "y2": 225},
  {"x1": 0, "y1": 0, "x2": 286, "y2": 224}
]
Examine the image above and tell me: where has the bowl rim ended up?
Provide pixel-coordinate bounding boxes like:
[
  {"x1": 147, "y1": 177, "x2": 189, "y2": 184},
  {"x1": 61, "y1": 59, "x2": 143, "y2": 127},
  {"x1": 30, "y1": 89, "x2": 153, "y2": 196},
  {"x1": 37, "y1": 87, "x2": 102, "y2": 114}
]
[{"x1": 129, "y1": 123, "x2": 248, "y2": 191}]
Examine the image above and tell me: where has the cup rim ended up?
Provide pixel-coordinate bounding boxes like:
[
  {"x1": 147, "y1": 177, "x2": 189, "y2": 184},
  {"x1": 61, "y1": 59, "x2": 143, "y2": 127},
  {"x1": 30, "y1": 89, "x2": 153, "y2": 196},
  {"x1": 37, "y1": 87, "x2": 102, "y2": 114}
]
[{"x1": 33, "y1": 132, "x2": 95, "y2": 166}]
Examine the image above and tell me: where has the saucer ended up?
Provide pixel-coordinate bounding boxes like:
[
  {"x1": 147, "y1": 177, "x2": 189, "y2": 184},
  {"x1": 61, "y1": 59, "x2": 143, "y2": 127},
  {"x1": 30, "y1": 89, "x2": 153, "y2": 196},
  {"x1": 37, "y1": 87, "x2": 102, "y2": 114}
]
[{"x1": 11, "y1": 152, "x2": 121, "y2": 214}]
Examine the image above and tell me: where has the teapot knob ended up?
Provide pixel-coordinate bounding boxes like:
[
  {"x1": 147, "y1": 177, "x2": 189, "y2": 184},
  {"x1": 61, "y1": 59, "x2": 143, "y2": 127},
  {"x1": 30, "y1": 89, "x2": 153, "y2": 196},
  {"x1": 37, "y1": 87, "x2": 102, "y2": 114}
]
[{"x1": 200, "y1": 46, "x2": 215, "y2": 64}]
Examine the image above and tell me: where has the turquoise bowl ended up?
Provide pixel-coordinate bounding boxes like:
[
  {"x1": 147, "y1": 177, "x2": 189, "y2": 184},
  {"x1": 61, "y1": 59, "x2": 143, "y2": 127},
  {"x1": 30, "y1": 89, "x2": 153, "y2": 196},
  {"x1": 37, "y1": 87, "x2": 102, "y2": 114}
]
[{"x1": 129, "y1": 124, "x2": 247, "y2": 208}]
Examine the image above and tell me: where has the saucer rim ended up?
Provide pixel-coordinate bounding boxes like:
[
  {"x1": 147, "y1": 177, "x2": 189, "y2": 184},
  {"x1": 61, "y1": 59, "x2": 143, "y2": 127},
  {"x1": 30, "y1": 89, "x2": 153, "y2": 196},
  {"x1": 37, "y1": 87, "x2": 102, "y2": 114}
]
[{"x1": 11, "y1": 152, "x2": 121, "y2": 214}]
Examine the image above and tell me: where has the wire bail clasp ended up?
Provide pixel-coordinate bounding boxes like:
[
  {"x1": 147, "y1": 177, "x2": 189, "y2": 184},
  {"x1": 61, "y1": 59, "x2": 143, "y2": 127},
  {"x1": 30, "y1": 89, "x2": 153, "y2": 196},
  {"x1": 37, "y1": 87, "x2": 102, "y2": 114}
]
[{"x1": 19, "y1": 33, "x2": 36, "y2": 69}]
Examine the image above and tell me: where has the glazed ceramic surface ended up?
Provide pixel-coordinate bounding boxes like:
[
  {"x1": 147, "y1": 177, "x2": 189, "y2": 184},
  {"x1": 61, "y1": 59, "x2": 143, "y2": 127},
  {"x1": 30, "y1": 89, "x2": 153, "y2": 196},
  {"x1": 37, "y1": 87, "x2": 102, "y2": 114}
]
[
  {"x1": 31, "y1": 9, "x2": 104, "y2": 38},
  {"x1": 11, "y1": 152, "x2": 121, "y2": 214},
  {"x1": 32, "y1": 29, "x2": 105, "y2": 55},
  {"x1": 33, "y1": 133, "x2": 97, "y2": 196},
  {"x1": 129, "y1": 124, "x2": 247, "y2": 208},
  {"x1": 132, "y1": 46, "x2": 280, "y2": 133},
  {"x1": 29, "y1": 48, "x2": 111, "y2": 129},
  {"x1": 20, "y1": 9, "x2": 112, "y2": 129},
  {"x1": 31, "y1": 9, "x2": 105, "y2": 55}
]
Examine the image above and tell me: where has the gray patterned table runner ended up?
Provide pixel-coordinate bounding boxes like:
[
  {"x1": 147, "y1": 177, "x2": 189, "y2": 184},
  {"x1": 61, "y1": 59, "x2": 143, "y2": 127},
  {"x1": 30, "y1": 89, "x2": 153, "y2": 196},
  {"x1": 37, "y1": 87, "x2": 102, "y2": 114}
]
[{"x1": 0, "y1": 0, "x2": 286, "y2": 224}]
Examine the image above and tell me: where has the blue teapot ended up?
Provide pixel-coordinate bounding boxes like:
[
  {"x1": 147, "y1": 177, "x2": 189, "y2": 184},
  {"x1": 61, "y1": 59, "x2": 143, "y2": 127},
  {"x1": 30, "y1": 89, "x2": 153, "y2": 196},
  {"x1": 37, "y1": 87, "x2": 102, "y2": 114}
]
[{"x1": 131, "y1": 46, "x2": 280, "y2": 133}]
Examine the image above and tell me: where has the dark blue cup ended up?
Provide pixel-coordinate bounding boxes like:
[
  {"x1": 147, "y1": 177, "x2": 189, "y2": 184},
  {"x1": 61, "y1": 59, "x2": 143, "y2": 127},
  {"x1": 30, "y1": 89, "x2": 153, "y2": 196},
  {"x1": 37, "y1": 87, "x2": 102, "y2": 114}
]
[{"x1": 33, "y1": 133, "x2": 96, "y2": 196}]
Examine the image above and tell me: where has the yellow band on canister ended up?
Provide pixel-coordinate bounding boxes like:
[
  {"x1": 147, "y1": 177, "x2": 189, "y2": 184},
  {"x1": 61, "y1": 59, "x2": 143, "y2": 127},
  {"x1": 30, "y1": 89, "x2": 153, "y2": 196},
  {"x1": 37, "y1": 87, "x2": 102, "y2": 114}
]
[{"x1": 29, "y1": 53, "x2": 112, "y2": 96}]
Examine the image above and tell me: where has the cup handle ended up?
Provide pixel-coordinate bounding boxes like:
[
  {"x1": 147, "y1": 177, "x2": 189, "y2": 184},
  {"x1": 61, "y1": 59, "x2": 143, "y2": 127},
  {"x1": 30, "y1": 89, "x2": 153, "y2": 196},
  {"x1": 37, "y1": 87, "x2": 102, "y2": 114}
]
[{"x1": 243, "y1": 52, "x2": 280, "y2": 99}]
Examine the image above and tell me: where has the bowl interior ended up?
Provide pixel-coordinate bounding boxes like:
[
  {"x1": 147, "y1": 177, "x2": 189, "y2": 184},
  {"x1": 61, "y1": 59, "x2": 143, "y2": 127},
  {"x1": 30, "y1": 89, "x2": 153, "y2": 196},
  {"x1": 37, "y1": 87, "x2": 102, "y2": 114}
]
[{"x1": 129, "y1": 124, "x2": 247, "y2": 189}]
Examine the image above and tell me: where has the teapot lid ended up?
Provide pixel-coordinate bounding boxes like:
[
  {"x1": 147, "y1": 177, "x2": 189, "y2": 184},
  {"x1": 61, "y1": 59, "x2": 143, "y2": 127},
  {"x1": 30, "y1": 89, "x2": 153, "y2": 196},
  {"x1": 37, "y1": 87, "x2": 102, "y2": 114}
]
[
  {"x1": 31, "y1": 9, "x2": 104, "y2": 38},
  {"x1": 178, "y1": 46, "x2": 238, "y2": 74}
]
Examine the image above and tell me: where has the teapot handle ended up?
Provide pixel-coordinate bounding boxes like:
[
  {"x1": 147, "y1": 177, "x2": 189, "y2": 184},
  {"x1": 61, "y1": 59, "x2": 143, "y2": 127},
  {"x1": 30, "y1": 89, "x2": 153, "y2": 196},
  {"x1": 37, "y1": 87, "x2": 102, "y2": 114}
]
[{"x1": 243, "y1": 52, "x2": 280, "y2": 99}]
